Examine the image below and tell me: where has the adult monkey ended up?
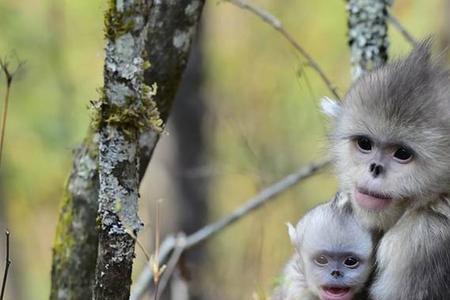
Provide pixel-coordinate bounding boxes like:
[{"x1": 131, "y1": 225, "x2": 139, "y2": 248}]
[{"x1": 323, "y1": 41, "x2": 450, "y2": 300}]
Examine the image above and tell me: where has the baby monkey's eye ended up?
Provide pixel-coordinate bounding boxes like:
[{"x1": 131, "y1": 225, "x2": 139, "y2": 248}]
[
  {"x1": 343, "y1": 257, "x2": 360, "y2": 268},
  {"x1": 355, "y1": 136, "x2": 372, "y2": 153},
  {"x1": 393, "y1": 147, "x2": 413, "y2": 163},
  {"x1": 314, "y1": 255, "x2": 328, "y2": 266}
]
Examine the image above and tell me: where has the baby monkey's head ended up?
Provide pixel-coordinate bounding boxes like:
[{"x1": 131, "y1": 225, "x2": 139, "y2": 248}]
[
  {"x1": 324, "y1": 41, "x2": 450, "y2": 228},
  {"x1": 289, "y1": 200, "x2": 373, "y2": 300}
]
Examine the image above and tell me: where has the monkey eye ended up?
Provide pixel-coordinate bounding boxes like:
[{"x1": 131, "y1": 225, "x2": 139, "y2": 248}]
[
  {"x1": 393, "y1": 147, "x2": 413, "y2": 163},
  {"x1": 313, "y1": 255, "x2": 328, "y2": 266},
  {"x1": 355, "y1": 136, "x2": 372, "y2": 153},
  {"x1": 343, "y1": 256, "x2": 360, "y2": 268}
]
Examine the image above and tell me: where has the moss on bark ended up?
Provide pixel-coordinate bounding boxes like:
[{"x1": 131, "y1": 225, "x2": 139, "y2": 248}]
[{"x1": 50, "y1": 135, "x2": 99, "y2": 300}]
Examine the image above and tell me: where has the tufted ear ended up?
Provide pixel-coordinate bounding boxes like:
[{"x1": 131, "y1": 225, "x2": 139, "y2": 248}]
[
  {"x1": 286, "y1": 222, "x2": 297, "y2": 245},
  {"x1": 320, "y1": 96, "x2": 341, "y2": 119}
]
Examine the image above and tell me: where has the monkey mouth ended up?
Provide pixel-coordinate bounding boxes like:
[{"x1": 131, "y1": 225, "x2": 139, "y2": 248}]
[
  {"x1": 354, "y1": 187, "x2": 392, "y2": 210},
  {"x1": 320, "y1": 286, "x2": 352, "y2": 300}
]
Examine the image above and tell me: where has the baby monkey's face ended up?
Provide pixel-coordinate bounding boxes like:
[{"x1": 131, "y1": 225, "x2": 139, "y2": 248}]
[
  {"x1": 289, "y1": 200, "x2": 373, "y2": 300},
  {"x1": 303, "y1": 248, "x2": 370, "y2": 300}
]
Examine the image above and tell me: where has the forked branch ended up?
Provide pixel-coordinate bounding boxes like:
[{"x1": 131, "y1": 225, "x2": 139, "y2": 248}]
[{"x1": 0, "y1": 58, "x2": 25, "y2": 169}]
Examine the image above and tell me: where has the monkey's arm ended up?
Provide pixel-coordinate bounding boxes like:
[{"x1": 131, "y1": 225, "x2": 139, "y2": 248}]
[
  {"x1": 371, "y1": 200, "x2": 450, "y2": 300},
  {"x1": 271, "y1": 254, "x2": 318, "y2": 300}
]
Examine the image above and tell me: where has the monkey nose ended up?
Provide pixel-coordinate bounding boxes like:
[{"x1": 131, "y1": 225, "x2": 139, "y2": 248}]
[
  {"x1": 331, "y1": 270, "x2": 342, "y2": 278},
  {"x1": 369, "y1": 163, "x2": 384, "y2": 178}
]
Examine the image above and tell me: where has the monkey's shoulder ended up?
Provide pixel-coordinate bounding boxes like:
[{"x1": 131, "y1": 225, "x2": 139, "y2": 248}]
[
  {"x1": 373, "y1": 201, "x2": 450, "y2": 300},
  {"x1": 380, "y1": 203, "x2": 450, "y2": 252}
]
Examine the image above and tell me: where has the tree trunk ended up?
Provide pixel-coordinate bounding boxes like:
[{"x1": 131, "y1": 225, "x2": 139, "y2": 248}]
[
  {"x1": 139, "y1": 0, "x2": 207, "y2": 179},
  {"x1": 93, "y1": 1, "x2": 151, "y2": 299},
  {"x1": 164, "y1": 29, "x2": 209, "y2": 300},
  {"x1": 50, "y1": 1, "x2": 205, "y2": 299},
  {"x1": 347, "y1": 0, "x2": 390, "y2": 78},
  {"x1": 50, "y1": 133, "x2": 99, "y2": 300}
]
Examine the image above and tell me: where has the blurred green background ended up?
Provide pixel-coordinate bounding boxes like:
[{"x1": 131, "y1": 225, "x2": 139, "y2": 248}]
[{"x1": 0, "y1": 0, "x2": 446, "y2": 299}]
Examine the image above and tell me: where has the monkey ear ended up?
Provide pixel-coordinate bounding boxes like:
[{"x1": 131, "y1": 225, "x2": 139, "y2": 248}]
[
  {"x1": 286, "y1": 222, "x2": 297, "y2": 245},
  {"x1": 320, "y1": 97, "x2": 341, "y2": 119}
]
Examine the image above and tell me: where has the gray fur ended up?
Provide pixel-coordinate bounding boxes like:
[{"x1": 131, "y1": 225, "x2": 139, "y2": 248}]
[
  {"x1": 272, "y1": 196, "x2": 374, "y2": 300},
  {"x1": 328, "y1": 40, "x2": 450, "y2": 299}
]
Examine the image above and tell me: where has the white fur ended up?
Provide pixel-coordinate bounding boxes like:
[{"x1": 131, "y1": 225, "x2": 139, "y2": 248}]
[
  {"x1": 271, "y1": 254, "x2": 318, "y2": 300},
  {"x1": 320, "y1": 97, "x2": 341, "y2": 118},
  {"x1": 272, "y1": 200, "x2": 373, "y2": 300},
  {"x1": 370, "y1": 198, "x2": 450, "y2": 300},
  {"x1": 287, "y1": 222, "x2": 297, "y2": 245}
]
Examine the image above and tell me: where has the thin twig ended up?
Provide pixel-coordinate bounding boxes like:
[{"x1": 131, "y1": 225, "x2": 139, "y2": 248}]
[
  {"x1": 154, "y1": 234, "x2": 187, "y2": 300},
  {"x1": 0, "y1": 84, "x2": 10, "y2": 170},
  {"x1": 0, "y1": 231, "x2": 11, "y2": 300},
  {"x1": 151, "y1": 199, "x2": 166, "y2": 300},
  {"x1": 0, "y1": 58, "x2": 24, "y2": 169},
  {"x1": 130, "y1": 159, "x2": 330, "y2": 300},
  {"x1": 387, "y1": 13, "x2": 417, "y2": 46},
  {"x1": 225, "y1": 0, "x2": 341, "y2": 100}
]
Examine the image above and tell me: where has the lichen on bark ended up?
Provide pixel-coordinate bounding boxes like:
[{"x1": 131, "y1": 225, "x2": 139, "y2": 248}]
[
  {"x1": 137, "y1": 0, "x2": 205, "y2": 179},
  {"x1": 347, "y1": 0, "x2": 391, "y2": 79},
  {"x1": 93, "y1": 0, "x2": 151, "y2": 299},
  {"x1": 144, "y1": 0, "x2": 205, "y2": 122}
]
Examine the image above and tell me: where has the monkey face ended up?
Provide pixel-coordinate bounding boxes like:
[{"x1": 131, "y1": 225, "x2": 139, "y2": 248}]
[
  {"x1": 303, "y1": 250, "x2": 371, "y2": 300},
  {"x1": 332, "y1": 95, "x2": 450, "y2": 228},
  {"x1": 335, "y1": 132, "x2": 418, "y2": 209},
  {"x1": 293, "y1": 202, "x2": 374, "y2": 300},
  {"x1": 325, "y1": 41, "x2": 450, "y2": 228}
]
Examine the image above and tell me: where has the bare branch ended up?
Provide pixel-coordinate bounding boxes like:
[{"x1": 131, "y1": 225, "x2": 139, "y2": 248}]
[
  {"x1": 224, "y1": 0, "x2": 341, "y2": 100},
  {"x1": 0, "y1": 58, "x2": 25, "y2": 169},
  {"x1": 0, "y1": 231, "x2": 10, "y2": 300},
  {"x1": 0, "y1": 57, "x2": 25, "y2": 86},
  {"x1": 130, "y1": 159, "x2": 330, "y2": 300},
  {"x1": 387, "y1": 13, "x2": 417, "y2": 46},
  {"x1": 154, "y1": 234, "x2": 187, "y2": 300}
]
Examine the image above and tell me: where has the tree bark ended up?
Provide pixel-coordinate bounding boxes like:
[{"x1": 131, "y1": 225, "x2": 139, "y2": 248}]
[
  {"x1": 50, "y1": 1, "x2": 205, "y2": 299},
  {"x1": 93, "y1": 0, "x2": 155, "y2": 298},
  {"x1": 50, "y1": 133, "x2": 99, "y2": 300},
  {"x1": 347, "y1": 0, "x2": 390, "y2": 79},
  {"x1": 139, "y1": 0, "x2": 206, "y2": 179}
]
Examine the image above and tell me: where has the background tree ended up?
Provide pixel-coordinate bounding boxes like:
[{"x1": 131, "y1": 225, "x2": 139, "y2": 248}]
[{"x1": 164, "y1": 30, "x2": 210, "y2": 300}]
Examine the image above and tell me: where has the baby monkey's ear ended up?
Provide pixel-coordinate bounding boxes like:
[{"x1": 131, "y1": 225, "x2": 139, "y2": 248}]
[
  {"x1": 286, "y1": 223, "x2": 297, "y2": 245},
  {"x1": 320, "y1": 97, "x2": 341, "y2": 119}
]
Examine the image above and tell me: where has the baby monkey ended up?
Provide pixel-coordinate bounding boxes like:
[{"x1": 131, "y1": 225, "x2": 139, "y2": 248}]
[{"x1": 272, "y1": 195, "x2": 373, "y2": 300}]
